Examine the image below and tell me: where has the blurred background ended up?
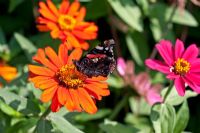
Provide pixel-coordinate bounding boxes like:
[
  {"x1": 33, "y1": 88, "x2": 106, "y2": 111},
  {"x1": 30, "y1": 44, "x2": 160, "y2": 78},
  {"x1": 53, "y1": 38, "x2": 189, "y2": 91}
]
[{"x1": 0, "y1": 0, "x2": 200, "y2": 133}]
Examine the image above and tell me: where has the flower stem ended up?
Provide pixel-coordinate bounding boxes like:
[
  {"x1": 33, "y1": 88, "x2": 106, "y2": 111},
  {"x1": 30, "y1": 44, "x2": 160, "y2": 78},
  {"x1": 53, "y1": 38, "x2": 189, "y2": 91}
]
[
  {"x1": 163, "y1": 81, "x2": 174, "y2": 103},
  {"x1": 108, "y1": 95, "x2": 129, "y2": 120},
  {"x1": 33, "y1": 106, "x2": 51, "y2": 133}
]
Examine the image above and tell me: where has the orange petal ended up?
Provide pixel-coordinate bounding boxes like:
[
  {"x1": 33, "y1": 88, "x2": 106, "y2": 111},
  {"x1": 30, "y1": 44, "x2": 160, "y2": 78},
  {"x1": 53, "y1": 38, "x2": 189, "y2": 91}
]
[
  {"x1": 67, "y1": 48, "x2": 82, "y2": 64},
  {"x1": 47, "y1": 0, "x2": 59, "y2": 17},
  {"x1": 36, "y1": 79, "x2": 58, "y2": 90},
  {"x1": 41, "y1": 85, "x2": 57, "y2": 102},
  {"x1": 64, "y1": 89, "x2": 75, "y2": 111},
  {"x1": 80, "y1": 41, "x2": 89, "y2": 50},
  {"x1": 84, "y1": 86, "x2": 102, "y2": 100},
  {"x1": 77, "y1": 88, "x2": 97, "y2": 114},
  {"x1": 45, "y1": 47, "x2": 63, "y2": 68},
  {"x1": 87, "y1": 82, "x2": 108, "y2": 89},
  {"x1": 36, "y1": 25, "x2": 49, "y2": 31},
  {"x1": 37, "y1": 17, "x2": 49, "y2": 24},
  {"x1": 0, "y1": 66, "x2": 17, "y2": 82},
  {"x1": 28, "y1": 65, "x2": 55, "y2": 77},
  {"x1": 73, "y1": 30, "x2": 97, "y2": 40},
  {"x1": 84, "y1": 84, "x2": 110, "y2": 97},
  {"x1": 57, "y1": 87, "x2": 67, "y2": 105},
  {"x1": 58, "y1": 44, "x2": 68, "y2": 64},
  {"x1": 87, "y1": 76, "x2": 107, "y2": 81},
  {"x1": 85, "y1": 24, "x2": 98, "y2": 32},
  {"x1": 69, "y1": 89, "x2": 82, "y2": 112},
  {"x1": 50, "y1": 29, "x2": 61, "y2": 39},
  {"x1": 29, "y1": 76, "x2": 50, "y2": 83},
  {"x1": 47, "y1": 22, "x2": 59, "y2": 30},
  {"x1": 66, "y1": 33, "x2": 81, "y2": 48},
  {"x1": 59, "y1": 0, "x2": 70, "y2": 14},
  {"x1": 51, "y1": 92, "x2": 62, "y2": 112},
  {"x1": 33, "y1": 49, "x2": 58, "y2": 72},
  {"x1": 68, "y1": 1, "x2": 80, "y2": 16},
  {"x1": 76, "y1": 7, "x2": 86, "y2": 22},
  {"x1": 39, "y1": 2, "x2": 57, "y2": 22}
]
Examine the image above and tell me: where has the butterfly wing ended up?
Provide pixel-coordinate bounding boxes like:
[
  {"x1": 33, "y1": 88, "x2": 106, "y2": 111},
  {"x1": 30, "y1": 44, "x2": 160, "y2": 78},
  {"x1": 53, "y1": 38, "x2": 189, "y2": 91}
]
[{"x1": 74, "y1": 39, "x2": 116, "y2": 77}]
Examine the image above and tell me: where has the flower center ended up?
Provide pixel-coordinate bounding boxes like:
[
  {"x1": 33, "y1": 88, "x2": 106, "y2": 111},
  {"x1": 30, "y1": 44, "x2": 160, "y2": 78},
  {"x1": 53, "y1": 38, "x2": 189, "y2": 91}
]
[
  {"x1": 56, "y1": 64, "x2": 87, "y2": 88},
  {"x1": 58, "y1": 15, "x2": 76, "y2": 30},
  {"x1": 174, "y1": 58, "x2": 190, "y2": 75}
]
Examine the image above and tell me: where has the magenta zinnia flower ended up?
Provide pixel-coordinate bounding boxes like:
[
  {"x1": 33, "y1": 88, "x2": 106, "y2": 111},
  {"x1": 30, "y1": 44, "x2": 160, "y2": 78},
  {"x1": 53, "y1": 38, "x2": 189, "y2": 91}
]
[{"x1": 145, "y1": 39, "x2": 200, "y2": 96}]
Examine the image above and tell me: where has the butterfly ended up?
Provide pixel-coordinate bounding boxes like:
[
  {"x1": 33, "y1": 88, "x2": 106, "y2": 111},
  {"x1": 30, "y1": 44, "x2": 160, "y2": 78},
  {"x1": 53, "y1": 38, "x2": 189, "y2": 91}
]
[{"x1": 73, "y1": 39, "x2": 116, "y2": 78}]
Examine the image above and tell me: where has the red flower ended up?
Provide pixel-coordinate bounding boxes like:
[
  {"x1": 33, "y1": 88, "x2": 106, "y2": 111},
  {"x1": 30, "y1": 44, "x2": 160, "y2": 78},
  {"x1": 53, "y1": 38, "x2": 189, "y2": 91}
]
[
  {"x1": 146, "y1": 39, "x2": 200, "y2": 96},
  {"x1": 37, "y1": 0, "x2": 98, "y2": 50},
  {"x1": 29, "y1": 44, "x2": 110, "y2": 114}
]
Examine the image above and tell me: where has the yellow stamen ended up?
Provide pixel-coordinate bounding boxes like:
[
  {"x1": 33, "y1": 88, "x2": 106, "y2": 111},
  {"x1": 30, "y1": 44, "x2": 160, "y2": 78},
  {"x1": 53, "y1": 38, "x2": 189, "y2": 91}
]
[
  {"x1": 56, "y1": 65, "x2": 87, "y2": 88},
  {"x1": 174, "y1": 58, "x2": 190, "y2": 75},
  {"x1": 58, "y1": 15, "x2": 76, "y2": 30}
]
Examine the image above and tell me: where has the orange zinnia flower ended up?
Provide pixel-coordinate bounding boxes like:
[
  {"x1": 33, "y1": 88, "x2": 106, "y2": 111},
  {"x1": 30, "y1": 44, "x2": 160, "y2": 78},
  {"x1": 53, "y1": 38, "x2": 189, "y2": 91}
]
[
  {"x1": 28, "y1": 44, "x2": 110, "y2": 114},
  {"x1": 0, "y1": 61, "x2": 17, "y2": 84},
  {"x1": 37, "y1": 0, "x2": 98, "y2": 50}
]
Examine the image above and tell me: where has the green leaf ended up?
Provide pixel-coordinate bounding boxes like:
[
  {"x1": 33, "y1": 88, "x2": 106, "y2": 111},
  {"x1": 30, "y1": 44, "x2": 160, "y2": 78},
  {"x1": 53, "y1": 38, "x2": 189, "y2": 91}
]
[
  {"x1": 9, "y1": 0, "x2": 24, "y2": 12},
  {"x1": 99, "y1": 119, "x2": 139, "y2": 133},
  {"x1": 75, "y1": 109, "x2": 111, "y2": 122},
  {"x1": 7, "y1": 118, "x2": 38, "y2": 133},
  {"x1": 151, "y1": 103, "x2": 176, "y2": 133},
  {"x1": 173, "y1": 100, "x2": 189, "y2": 133},
  {"x1": 107, "y1": 75, "x2": 124, "y2": 89},
  {"x1": 125, "y1": 114, "x2": 152, "y2": 133},
  {"x1": 0, "y1": 89, "x2": 40, "y2": 116},
  {"x1": 126, "y1": 33, "x2": 143, "y2": 65},
  {"x1": 14, "y1": 32, "x2": 37, "y2": 61},
  {"x1": 108, "y1": 0, "x2": 143, "y2": 32},
  {"x1": 168, "y1": 7, "x2": 198, "y2": 27},
  {"x1": 129, "y1": 97, "x2": 151, "y2": 115},
  {"x1": 49, "y1": 113, "x2": 84, "y2": 133},
  {"x1": 36, "y1": 119, "x2": 53, "y2": 133},
  {"x1": 136, "y1": 0, "x2": 149, "y2": 16},
  {"x1": 86, "y1": 0, "x2": 109, "y2": 19},
  {"x1": 8, "y1": 36, "x2": 22, "y2": 59},
  {"x1": 161, "y1": 86, "x2": 197, "y2": 106},
  {"x1": 0, "y1": 100, "x2": 22, "y2": 117}
]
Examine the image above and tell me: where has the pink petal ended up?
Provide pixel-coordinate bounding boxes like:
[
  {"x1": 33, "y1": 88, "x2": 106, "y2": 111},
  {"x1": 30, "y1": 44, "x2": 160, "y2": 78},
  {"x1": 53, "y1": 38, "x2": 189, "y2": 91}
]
[
  {"x1": 156, "y1": 40, "x2": 174, "y2": 66},
  {"x1": 175, "y1": 39, "x2": 184, "y2": 60},
  {"x1": 145, "y1": 59, "x2": 170, "y2": 74},
  {"x1": 146, "y1": 89, "x2": 162, "y2": 105},
  {"x1": 166, "y1": 73, "x2": 180, "y2": 80},
  {"x1": 117, "y1": 57, "x2": 126, "y2": 76},
  {"x1": 186, "y1": 73, "x2": 200, "y2": 85},
  {"x1": 190, "y1": 59, "x2": 200, "y2": 73},
  {"x1": 182, "y1": 44, "x2": 199, "y2": 62},
  {"x1": 183, "y1": 77, "x2": 200, "y2": 93},
  {"x1": 174, "y1": 77, "x2": 185, "y2": 96}
]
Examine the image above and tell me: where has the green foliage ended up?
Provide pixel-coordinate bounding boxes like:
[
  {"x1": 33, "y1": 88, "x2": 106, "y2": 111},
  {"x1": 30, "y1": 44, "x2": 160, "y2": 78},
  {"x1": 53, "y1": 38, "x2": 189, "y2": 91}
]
[
  {"x1": 108, "y1": 0, "x2": 143, "y2": 32},
  {"x1": 0, "y1": 0, "x2": 199, "y2": 132},
  {"x1": 151, "y1": 103, "x2": 176, "y2": 133}
]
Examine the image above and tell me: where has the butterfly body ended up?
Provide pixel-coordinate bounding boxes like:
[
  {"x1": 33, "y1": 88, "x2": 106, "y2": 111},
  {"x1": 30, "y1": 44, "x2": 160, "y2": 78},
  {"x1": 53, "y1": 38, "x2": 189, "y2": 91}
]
[{"x1": 74, "y1": 39, "x2": 116, "y2": 78}]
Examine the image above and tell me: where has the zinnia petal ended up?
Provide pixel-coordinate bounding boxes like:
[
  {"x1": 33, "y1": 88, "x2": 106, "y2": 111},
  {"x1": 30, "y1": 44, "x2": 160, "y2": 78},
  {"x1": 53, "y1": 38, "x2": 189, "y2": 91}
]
[
  {"x1": 41, "y1": 85, "x2": 58, "y2": 102},
  {"x1": 78, "y1": 88, "x2": 97, "y2": 114},
  {"x1": 145, "y1": 59, "x2": 169, "y2": 74},
  {"x1": 174, "y1": 77, "x2": 185, "y2": 96},
  {"x1": 175, "y1": 39, "x2": 184, "y2": 59},
  {"x1": 51, "y1": 92, "x2": 62, "y2": 112},
  {"x1": 67, "y1": 48, "x2": 82, "y2": 64},
  {"x1": 156, "y1": 40, "x2": 174, "y2": 66},
  {"x1": 182, "y1": 44, "x2": 199, "y2": 62},
  {"x1": 59, "y1": 0, "x2": 69, "y2": 14}
]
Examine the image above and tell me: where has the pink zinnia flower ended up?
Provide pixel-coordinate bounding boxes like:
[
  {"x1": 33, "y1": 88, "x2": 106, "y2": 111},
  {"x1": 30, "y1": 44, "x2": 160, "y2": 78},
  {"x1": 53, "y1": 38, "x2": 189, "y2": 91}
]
[
  {"x1": 117, "y1": 57, "x2": 162, "y2": 105},
  {"x1": 145, "y1": 39, "x2": 200, "y2": 96}
]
